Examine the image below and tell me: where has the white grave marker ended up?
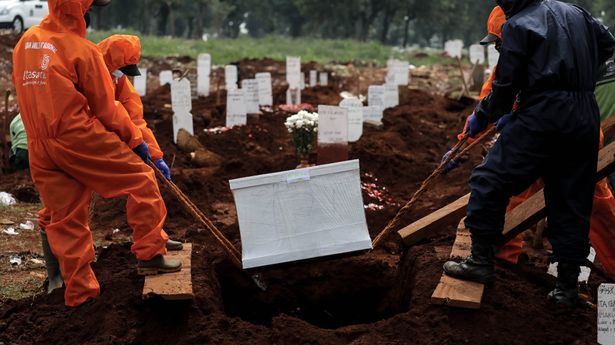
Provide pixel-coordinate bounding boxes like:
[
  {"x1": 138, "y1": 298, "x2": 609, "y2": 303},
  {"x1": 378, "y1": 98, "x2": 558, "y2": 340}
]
[
  {"x1": 226, "y1": 89, "x2": 247, "y2": 127},
  {"x1": 286, "y1": 56, "x2": 301, "y2": 89},
  {"x1": 318, "y1": 105, "x2": 348, "y2": 145},
  {"x1": 241, "y1": 79, "x2": 260, "y2": 114},
  {"x1": 159, "y1": 70, "x2": 173, "y2": 86},
  {"x1": 197, "y1": 53, "x2": 211, "y2": 96},
  {"x1": 255, "y1": 72, "x2": 273, "y2": 106},
  {"x1": 319, "y1": 72, "x2": 328, "y2": 86},
  {"x1": 171, "y1": 78, "x2": 193, "y2": 143},
  {"x1": 286, "y1": 88, "x2": 301, "y2": 106},
  {"x1": 444, "y1": 40, "x2": 464, "y2": 59},
  {"x1": 363, "y1": 105, "x2": 384, "y2": 125},
  {"x1": 388, "y1": 60, "x2": 410, "y2": 86},
  {"x1": 488, "y1": 44, "x2": 500, "y2": 71},
  {"x1": 225, "y1": 65, "x2": 238, "y2": 90},
  {"x1": 339, "y1": 98, "x2": 363, "y2": 142},
  {"x1": 230, "y1": 160, "x2": 372, "y2": 269},
  {"x1": 310, "y1": 70, "x2": 317, "y2": 87},
  {"x1": 469, "y1": 44, "x2": 486, "y2": 65},
  {"x1": 133, "y1": 68, "x2": 147, "y2": 97},
  {"x1": 384, "y1": 83, "x2": 399, "y2": 109},
  {"x1": 599, "y1": 284, "x2": 615, "y2": 345},
  {"x1": 368, "y1": 85, "x2": 385, "y2": 108}
]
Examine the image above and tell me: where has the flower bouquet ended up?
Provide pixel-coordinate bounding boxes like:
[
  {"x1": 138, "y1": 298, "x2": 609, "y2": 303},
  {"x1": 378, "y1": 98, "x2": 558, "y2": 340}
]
[{"x1": 284, "y1": 110, "x2": 319, "y2": 168}]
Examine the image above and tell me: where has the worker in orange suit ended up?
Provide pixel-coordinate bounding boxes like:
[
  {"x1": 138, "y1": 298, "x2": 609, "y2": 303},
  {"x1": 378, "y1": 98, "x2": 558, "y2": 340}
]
[
  {"x1": 443, "y1": 6, "x2": 615, "y2": 277},
  {"x1": 12, "y1": 0, "x2": 181, "y2": 307}
]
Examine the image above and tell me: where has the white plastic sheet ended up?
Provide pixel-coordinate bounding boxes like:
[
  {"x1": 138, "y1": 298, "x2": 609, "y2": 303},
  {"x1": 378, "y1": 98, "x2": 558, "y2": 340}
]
[
  {"x1": 230, "y1": 160, "x2": 372, "y2": 269},
  {"x1": 0, "y1": 192, "x2": 16, "y2": 206}
]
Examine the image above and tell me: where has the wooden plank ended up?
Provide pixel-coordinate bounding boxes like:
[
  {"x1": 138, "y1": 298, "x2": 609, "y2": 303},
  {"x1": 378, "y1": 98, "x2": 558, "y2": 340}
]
[
  {"x1": 431, "y1": 220, "x2": 484, "y2": 309},
  {"x1": 142, "y1": 243, "x2": 193, "y2": 300},
  {"x1": 603, "y1": 115, "x2": 615, "y2": 140},
  {"x1": 400, "y1": 140, "x2": 615, "y2": 246},
  {"x1": 398, "y1": 194, "x2": 470, "y2": 246}
]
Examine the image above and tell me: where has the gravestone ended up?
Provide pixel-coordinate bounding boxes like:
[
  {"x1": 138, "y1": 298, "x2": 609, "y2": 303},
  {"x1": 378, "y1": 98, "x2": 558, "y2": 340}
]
[
  {"x1": 225, "y1": 65, "x2": 238, "y2": 90},
  {"x1": 300, "y1": 73, "x2": 306, "y2": 90},
  {"x1": 444, "y1": 40, "x2": 464, "y2": 59},
  {"x1": 599, "y1": 284, "x2": 615, "y2": 345},
  {"x1": 159, "y1": 70, "x2": 173, "y2": 86},
  {"x1": 320, "y1": 72, "x2": 329, "y2": 86},
  {"x1": 368, "y1": 85, "x2": 385, "y2": 108},
  {"x1": 229, "y1": 160, "x2": 372, "y2": 269},
  {"x1": 255, "y1": 72, "x2": 273, "y2": 106},
  {"x1": 197, "y1": 53, "x2": 211, "y2": 96},
  {"x1": 384, "y1": 83, "x2": 399, "y2": 109},
  {"x1": 388, "y1": 60, "x2": 409, "y2": 86},
  {"x1": 339, "y1": 98, "x2": 363, "y2": 142},
  {"x1": 171, "y1": 78, "x2": 193, "y2": 143},
  {"x1": 363, "y1": 105, "x2": 384, "y2": 126},
  {"x1": 226, "y1": 89, "x2": 247, "y2": 127},
  {"x1": 286, "y1": 56, "x2": 301, "y2": 89},
  {"x1": 241, "y1": 79, "x2": 260, "y2": 114},
  {"x1": 133, "y1": 68, "x2": 147, "y2": 97},
  {"x1": 310, "y1": 70, "x2": 317, "y2": 87},
  {"x1": 469, "y1": 44, "x2": 486, "y2": 65},
  {"x1": 286, "y1": 88, "x2": 301, "y2": 106},
  {"x1": 317, "y1": 105, "x2": 349, "y2": 165}
]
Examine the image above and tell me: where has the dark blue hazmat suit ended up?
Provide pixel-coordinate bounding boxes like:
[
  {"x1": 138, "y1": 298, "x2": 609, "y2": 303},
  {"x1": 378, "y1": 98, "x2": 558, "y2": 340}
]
[{"x1": 465, "y1": 0, "x2": 615, "y2": 265}]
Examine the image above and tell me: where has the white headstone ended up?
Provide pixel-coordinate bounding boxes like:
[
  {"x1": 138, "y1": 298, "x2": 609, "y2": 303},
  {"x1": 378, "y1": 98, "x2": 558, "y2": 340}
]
[
  {"x1": 488, "y1": 44, "x2": 500, "y2": 70},
  {"x1": 319, "y1": 72, "x2": 328, "y2": 86},
  {"x1": 384, "y1": 83, "x2": 399, "y2": 109},
  {"x1": 255, "y1": 72, "x2": 273, "y2": 106},
  {"x1": 226, "y1": 89, "x2": 247, "y2": 127},
  {"x1": 388, "y1": 60, "x2": 410, "y2": 86},
  {"x1": 229, "y1": 160, "x2": 372, "y2": 269},
  {"x1": 286, "y1": 88, "x2": 301, "y2": 106},
  {"x1": 318, "y1": 105, "x2": 348, "y2": 145},
  {"x1": 171, "y1": 78, "x2": 193, "y2": 143},
  {"x1": 363, "y1": 105, "x2": 384, "y2": 125},
  {"x1": 133, "y1": 68, "x2": 147, "y2": 97},
  {"x1": 444, "y1": 39, "x2": 464, "y2": 59},
  {"x1": 225, "y1": 65, "x2": 238, "y2": 90},
  {"x1": 599, "y1": 284, "x2": 615, "y2": 345},
  {"x1": 159, "y1": 70, "x2": 173, "y2": 86},
  {"x1": 469, "y1": 44, "x2": 486, "y2": 65},
  {"x1": 300, "y1": 73, "x2": 306, "y2": 90},
  {"x1": 339, "y1": 98, "x2": 363, "y2": 142},
  {"x1": 368, "y1": 85, "x2": 385, "y2": 107},
  {"x1": 310, "y1": 70, "x2": 317, "y2": 87},
  {"x1": 197, "y1": 53, "x2": 211, "y2": 96},
  {"x1": 286, "y1": 56, "x2": 301, "y2": 89},
  {"x1": 241, "y1": 79, "x2": 260, "y2": 114}
]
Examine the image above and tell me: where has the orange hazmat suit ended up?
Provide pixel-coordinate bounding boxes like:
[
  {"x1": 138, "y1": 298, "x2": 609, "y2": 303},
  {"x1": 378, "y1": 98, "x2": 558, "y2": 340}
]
[{"x1": 12, "y1": 0, "x2": 168, "y2": 307}]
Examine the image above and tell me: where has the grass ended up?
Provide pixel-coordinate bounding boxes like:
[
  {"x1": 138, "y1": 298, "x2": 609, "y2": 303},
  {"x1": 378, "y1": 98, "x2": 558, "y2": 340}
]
[{"x1": 87, "y1": 30, "x2": 456, "y2": 66}]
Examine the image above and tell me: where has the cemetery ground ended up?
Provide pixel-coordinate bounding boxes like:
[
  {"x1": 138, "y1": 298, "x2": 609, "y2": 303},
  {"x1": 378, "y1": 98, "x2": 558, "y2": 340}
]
[{"x1": 0, "y1": 34, "x2": 605, "y2": 345}]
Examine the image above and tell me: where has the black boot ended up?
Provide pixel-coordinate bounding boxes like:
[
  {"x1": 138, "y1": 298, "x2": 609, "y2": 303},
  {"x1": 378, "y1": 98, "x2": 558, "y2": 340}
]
[
  {"x1": 443, "y1": 241, "x2": 496, "y2": 284},
  {"x1": 547, "y1": 262, "x2": 580, "y2": 306}
]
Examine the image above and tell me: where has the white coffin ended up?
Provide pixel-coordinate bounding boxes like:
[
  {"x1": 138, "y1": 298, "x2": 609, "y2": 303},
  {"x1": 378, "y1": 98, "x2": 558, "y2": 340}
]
[{"x1": 230, "y1": 160, "x2": 372, "y2": 269}]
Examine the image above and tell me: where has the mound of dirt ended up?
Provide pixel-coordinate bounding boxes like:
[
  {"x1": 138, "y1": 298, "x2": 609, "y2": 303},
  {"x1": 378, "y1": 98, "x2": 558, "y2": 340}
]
[{"x1": 0, "y1": 57, "x2": 601, "y2": 345}]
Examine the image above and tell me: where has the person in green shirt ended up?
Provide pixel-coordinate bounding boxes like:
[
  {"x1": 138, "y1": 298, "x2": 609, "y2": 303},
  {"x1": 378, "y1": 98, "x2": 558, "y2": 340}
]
[
  {"x1": 595, "y1": 59, "x2": 615, "y2": 189},
  {"x1": 9, "y1": 114, "x2": 29, "y2": 170}
]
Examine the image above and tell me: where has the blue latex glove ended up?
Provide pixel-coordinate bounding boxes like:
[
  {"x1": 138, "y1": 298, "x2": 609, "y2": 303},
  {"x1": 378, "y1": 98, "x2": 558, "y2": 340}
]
[
  {"x1": 155, "y1": 159, "x2": 172, "y2": 180},
  {"x1": 496, "y1": 113, "x2": 512, "y2": 132},
  {"x1": 442, "y1": 149, "x2": 461, "y2": 175},
  {"x1": 465, "y1": 112, "x2": 489, "y2": 138},
  {"x1": 132, "y1": 142, "x2": 152, "y2": 163}
]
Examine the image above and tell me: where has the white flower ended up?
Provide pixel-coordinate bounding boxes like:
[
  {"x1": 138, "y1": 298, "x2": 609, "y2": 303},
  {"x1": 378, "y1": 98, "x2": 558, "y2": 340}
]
[{"x1": 296, "y1": 120, "x2": 304, "y2": 127}]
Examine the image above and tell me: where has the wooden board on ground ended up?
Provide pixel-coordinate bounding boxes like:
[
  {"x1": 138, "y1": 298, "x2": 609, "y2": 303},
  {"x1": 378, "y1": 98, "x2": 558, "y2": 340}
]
[
  {"x1": 398, "y1": 194, "x2": 470, "y2": 246},
  {"x1": 399, "y1": 138, "x2": 615, "y2": 246},
  {"x1": 143, "y1": 243, "x2": 193, "y2": 300},
  {"x1": 431, "y1": 221, "x2": 484, "y2": 309}
]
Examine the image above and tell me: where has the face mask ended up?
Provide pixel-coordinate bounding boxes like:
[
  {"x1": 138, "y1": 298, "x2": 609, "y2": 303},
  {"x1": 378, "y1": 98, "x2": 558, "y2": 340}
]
[{"x1": 112, "y1": 70, "x2": 124, "y2": 83}]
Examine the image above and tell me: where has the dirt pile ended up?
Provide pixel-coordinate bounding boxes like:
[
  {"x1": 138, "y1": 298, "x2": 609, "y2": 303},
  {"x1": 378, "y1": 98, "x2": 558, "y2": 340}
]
[{"x1": 0, "y1": 58, "x2": 602, "y2": 345}]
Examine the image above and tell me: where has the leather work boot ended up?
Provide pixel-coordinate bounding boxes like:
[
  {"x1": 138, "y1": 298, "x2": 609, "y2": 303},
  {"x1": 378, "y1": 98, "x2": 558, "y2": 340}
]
[
  {"x1": 137, "y1": 255, "x2": 182, "y2": 276},
  {"x1": 166, "y1": 239, "x2": 184, "y2": 251},
  {"x1": 443, "y1": 241, "x2": 496, "y2": 284},
  {"x1": 547, "y1": 262, "x2": 580, "y2": 306}
]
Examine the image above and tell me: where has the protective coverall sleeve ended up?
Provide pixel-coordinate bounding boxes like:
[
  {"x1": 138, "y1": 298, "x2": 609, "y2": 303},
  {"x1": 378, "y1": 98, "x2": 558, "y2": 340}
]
[
  {"x1": 578, "y1": 6, "x2": 615, "y2": 65},
  {"x1": 116, "y1": 76, "x2": 164, "y2": 160},
  {"x1": 482, "y1": 22, "x2": 533, "y2": 123},
  {"x1": 76, "y1": 48, "x2": 143, "y2": 149}
]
